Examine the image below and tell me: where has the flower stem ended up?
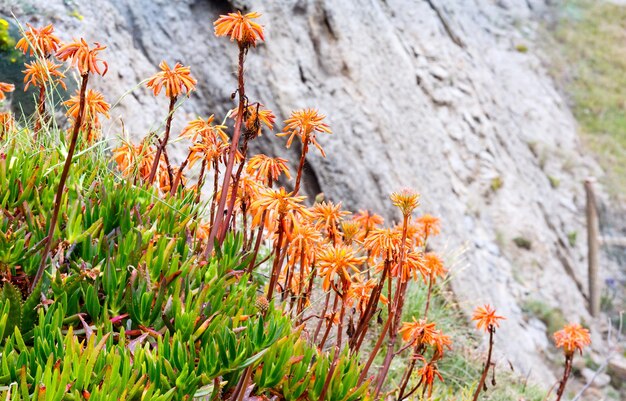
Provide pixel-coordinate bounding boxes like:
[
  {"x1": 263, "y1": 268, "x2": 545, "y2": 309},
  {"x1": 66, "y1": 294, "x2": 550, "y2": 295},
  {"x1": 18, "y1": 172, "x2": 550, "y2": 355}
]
[
  {"x1": 205, "y1": 46, "x2": 246, "y2": 257},
  {"x1": 31, "y1": 73, "x2": 89, "y2": 293},
  {"x1": 170, "y1": 150, "x2": 191, "y2": 196},
  {"x1": 472, "y1": 326, "x2": 495, "y2": 401},
  {"x1": 148, "y1": 95, "x2": 177, "y2": 185},
  {"x1": 294, "y1": 138, "x2": 309, "y2": 195},
  {"x1": 555, "y1": 354, "x2": 573, "y2": 401},
  {"x1": 34, "y1": 86, "x2": 45, "y2": 137},
  {"x1": 195, "y1": 158, "x2": 207, "y2": 204}
]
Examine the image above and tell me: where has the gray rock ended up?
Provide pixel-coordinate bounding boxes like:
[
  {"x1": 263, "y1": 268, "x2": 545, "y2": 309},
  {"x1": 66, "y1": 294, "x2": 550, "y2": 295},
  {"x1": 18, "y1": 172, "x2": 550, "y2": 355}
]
[{"x1": 608, "y1": 355, "x2": 626, "y2": 384}]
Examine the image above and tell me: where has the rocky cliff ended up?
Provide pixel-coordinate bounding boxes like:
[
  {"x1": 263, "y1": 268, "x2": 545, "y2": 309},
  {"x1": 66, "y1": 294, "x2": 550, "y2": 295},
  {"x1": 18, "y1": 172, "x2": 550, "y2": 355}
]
[{"x1": 3, "y1": 0, "x2": 609, "y2": 384}]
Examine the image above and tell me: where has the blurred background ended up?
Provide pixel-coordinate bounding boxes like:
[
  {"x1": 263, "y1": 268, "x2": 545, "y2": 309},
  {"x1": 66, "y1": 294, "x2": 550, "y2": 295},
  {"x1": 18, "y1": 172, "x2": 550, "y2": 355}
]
[{"x1": 1, "y1": 0, "x2": 625, "y2": 399}]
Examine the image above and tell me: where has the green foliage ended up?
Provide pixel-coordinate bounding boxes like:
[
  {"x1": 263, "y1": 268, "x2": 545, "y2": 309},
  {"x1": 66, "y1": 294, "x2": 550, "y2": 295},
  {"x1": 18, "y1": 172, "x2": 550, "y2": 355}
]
[
  {"x1": 548, "y1": 0, "x2": 626, "y2": 195},
  {"x1": 522, "y1": 299, "x2": 567, "y2": 336},
  {"x1": 513, "y1": 236, "x2": 532, "y2": 250},
  {"x1": 0, "y1": 131, "x2": 380, "y2": 400}
]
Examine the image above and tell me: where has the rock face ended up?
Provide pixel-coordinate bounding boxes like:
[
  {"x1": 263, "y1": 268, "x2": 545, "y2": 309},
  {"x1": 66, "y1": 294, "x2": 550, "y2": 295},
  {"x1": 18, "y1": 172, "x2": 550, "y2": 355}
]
[{"x1": 3, "y1": 0, "x2": 607, "y2": 385}]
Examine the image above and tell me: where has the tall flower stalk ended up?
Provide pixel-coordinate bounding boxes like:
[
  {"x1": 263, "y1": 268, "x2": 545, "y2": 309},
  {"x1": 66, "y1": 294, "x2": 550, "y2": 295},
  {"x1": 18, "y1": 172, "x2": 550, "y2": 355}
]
[
  {"x1": 553, "y1": 323, "x2": 591, "y2": 401},
  {"x1": 278, "y1": 108, "x2": 331, "y2": 195},
  {"x1": 471, "y1": 304, "x2": 505, "y2": 401},
  {"x1": 205, "y1": 11, "x2": 265, "y2": 257},
  {"x1": 146, "y1": 61, "x2": 196, "y2": 186},
  {"x1": 32, "y1": 39, "x2": 107, "y2": 291}
]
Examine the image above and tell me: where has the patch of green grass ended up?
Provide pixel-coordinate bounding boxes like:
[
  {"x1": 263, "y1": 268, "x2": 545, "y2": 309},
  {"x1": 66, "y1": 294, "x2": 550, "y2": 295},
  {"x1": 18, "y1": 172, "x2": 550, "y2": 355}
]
[
  {"x1": 513, "y1": 236, "x2": 532, "y2": 250},
  {"x1": 548, "y1": 0, "x2": 626, "y2": 196},
  {"x1": 522, "y1": 299, "x2": 567, "y2": 336}
]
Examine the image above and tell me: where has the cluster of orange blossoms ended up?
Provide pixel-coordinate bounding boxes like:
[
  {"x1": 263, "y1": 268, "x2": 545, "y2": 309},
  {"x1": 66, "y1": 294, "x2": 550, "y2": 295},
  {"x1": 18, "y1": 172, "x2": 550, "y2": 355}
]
[{"x1": 0, "y1": 23, "x2": 110, "y2": 142}]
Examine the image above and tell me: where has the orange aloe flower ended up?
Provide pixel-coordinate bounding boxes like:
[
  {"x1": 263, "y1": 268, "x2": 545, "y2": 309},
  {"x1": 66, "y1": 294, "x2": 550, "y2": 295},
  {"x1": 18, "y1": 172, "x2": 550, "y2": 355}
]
[
  {"x1": 230, "y1": 104, "x2": 275, "y2": 137},
  {"x1": 310, "y1": 201, "x2": 350, "y2": 240},
  {"x1": 246, "y1": 154, "x2": 291, "y2": 184},
  {"x1": 180, "y1": 115, "x2": 228, "y2": 144},
  {"x1": 424, "y1": 252, "x2": 447, "y2": 282},
  {"x1": 146, "y1": 61, "x2": 197, "y2": 98},
  {"x1": 214, "y1": 11, "x2": 265, "y2": 47},
  {"x1": 56, "y1": 39, "x2": 108, "y2": 76},
  {"x1": 0, "y1": 82, "x2": 15, "y2": 101},
  {"x1": 431, "y1": 329, "x2": 452, "y2": 356},
  {"x1": 316, "y1": 244, "x2": 366, "y2": 292},
  {"x1": 277, "y1": 108, "x2": 332, "y2": 156},
  {"x1": 401, "y1": 250, "x2": 429, "y2": 282},
  {"x1": 188, "y1": 140, "x2": 229, "y2": 169},
  {"x1": 472, "y1": 304, "x2": 505, "y2": 333},
  {"x1": 390, "y1": 188, "x2": 420, "y2": 217},
  {"x1": 0, "y1": 112, "x2": 15, "y2": 137},
  {"x1": 15, "y1": 23, "x2": 61, "y2": 57},
  {"x1": 352, "y1": 210, "x2": 384, "y2": 241},
  {"x1": 285, "y1": 218, "x2": 323, "y2": 270},
  {"x1": 363, "y1": 227, "x2": 403, "y2": 261},
  {"x1": 399, "y1": 318, "x2": 438, "y2": 345},
  {"x1": 417, "y1": 214, "x2": 441, "y2": 240},
  {"x1": 347, "y1": 275, "x2": 387, "y2": 314},
  {"x1": 353, "y1": 210, "x2": 384, "y2": 232},
  {"x1": 112, "y1": 140, "x2": 157, "y2": 180},
  {"x1": 554, "y1": 323, "x2": 591, "y2": 356},
  {"x1": 250, "y1": 187, "x2": 311, "y2": 229},
  {"x1": 23, "y1": 59, "x2": 66, "y2": 90},
  {"x1": 64, "y1": 89, "x2": 110, "y2": 126}
]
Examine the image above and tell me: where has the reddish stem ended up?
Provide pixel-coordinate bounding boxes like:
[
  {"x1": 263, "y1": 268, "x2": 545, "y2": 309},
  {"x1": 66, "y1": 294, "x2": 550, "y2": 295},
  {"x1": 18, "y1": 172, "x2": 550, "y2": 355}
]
[
  {"x1": 294, "y1": 138, "x2": 309, "y2": 195},
  {"x1": 205, "y1": 46, "x2": 246, "y2": 257},
  {"x1": 472, "y1": 326, "x2": 495, "y2": 401},
  {"x1": 34, "y1": 86, "x2": 45, "y2": 136},
  {"x1": 148, "y1": 95, "x2": 177, "y2": 185},
  {"x1": 195, "y1": 158, "x2": 207, "y2": 204},
  {"x1": 32, "y1": 73, "x2": 89, "y2": 292},
  {"x1": 554, "y1": 354, "x2": 573, "y2": 401}
]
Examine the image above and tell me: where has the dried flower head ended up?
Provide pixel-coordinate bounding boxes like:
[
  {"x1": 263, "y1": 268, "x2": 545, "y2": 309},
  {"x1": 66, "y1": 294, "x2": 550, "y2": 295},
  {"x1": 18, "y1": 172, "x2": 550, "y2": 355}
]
[
  {"x1": 0, "y1": 82, "x2": 15, "y2": 101},
  {"x1": 417, "y1": 361, "x2": 444, "y2": 397},
  {"x1": 554, "y1": 323, "x2": 591, "y2": 356},
  {"x1": 390, "y1": 188, "x2": 420, "y2": 217},
  {"x1": 231, "y1": 104, "x2": 275, "y2": 138},
  {"x1": 214, "y1": 11, "x2": 265, "y2": 48},
  {"x1": 278, "y1": 108, "x2": 332, "y2": 156},
  {"x1": 15, "y1": 23, "x2": 61, "y2": 57},
  {"x1": 472, "y1": 304, "x2": 505, "y2": 333},
  {"x1": 23, "y1": 59, "x2": 66, "y2": 90},
  {"x1": 56, "y1": 39, "x2": 108, "y2": 76},
  {"x1": 146, "y1": 61, "x2": 197, "y2": 98}
]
